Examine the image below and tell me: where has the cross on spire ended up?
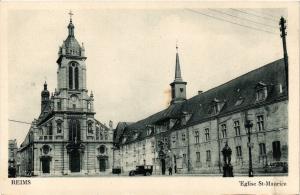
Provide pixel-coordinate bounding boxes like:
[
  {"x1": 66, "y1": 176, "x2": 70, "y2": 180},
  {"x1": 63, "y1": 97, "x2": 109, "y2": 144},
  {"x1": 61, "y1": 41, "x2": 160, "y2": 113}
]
[{"x1": 69, "y1": 10, "x2": 74, "y2": 22}]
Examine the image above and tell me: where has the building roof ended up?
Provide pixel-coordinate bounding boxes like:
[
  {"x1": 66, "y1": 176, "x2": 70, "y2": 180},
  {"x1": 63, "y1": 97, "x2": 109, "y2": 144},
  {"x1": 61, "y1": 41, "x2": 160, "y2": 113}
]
[{"x1": 116, "y1": 58, "x2": 287, "y2": 145}]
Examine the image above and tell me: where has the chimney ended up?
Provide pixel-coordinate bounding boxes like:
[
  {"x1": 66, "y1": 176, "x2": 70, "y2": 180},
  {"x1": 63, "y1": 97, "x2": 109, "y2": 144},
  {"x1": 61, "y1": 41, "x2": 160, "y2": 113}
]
[{"x1": 198, "y1": 90, "x2": 203, "y2": 95}]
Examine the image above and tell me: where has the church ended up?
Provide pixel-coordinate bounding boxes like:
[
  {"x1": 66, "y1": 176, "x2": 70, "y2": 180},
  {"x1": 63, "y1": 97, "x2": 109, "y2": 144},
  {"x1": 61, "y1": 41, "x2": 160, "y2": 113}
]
[{"x1": 18, "y1": 14, "x2": 114, "y2": 176}]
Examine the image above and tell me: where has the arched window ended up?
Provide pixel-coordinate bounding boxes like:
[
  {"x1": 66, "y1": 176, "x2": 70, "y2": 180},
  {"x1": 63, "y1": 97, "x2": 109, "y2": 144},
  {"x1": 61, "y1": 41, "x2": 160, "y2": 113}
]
[
  {"x1": 75, "y1": 67, "x2": 79, "y2": 89},
  {"x1": 87, "y1": 121, "x2": 93, "y2": 134},
  {"x1": 99, "y1": 145, "x2": 106, "y2": 154},
  {"x1": 69, "y1": 119, "x2": 81, "y2": 142},
  {"x1": 96, "y1": 126, "x2": 100, "y2": 140},
  {"x1": 48, "y1": 123, "x2": 53, "y2": 135},
  {"x1": 42, "y1": 145, "x2": 50, "y2": 155},
  {"x1": 87, "y1": 102, "x2": 91, "y2": 111},
  {"x1": 57, "y1": 120, "x2": 62, "y2": 134},
  {"x1": 69, "y1": 62, "x2": 79, "y2": 90},
  {"x1": 69, "y1": 66, "x2": 73, "y2": 89}
]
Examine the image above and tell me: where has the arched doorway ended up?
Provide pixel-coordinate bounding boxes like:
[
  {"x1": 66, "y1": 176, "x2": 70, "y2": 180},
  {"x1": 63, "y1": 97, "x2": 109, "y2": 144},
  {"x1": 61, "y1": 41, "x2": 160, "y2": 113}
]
[{"x1": 70, "y1": 149, "x2": 80, "y2": 172}]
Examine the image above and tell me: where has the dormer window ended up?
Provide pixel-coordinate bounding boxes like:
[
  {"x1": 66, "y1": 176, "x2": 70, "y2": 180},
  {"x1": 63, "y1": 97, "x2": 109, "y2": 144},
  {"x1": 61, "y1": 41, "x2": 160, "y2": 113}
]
[
  {"x1": 122, "y1": 137, "x2": 127, "y2": 144},
  {"x1": 235, "y1": 97, "x2": 244, "y2": 106},
  {"x1": 211, "y1": 98, "x2": 224, "y2": 114},
  {"x1": 133, "y1": 132, "x2": 139, "y2": 140},
  {"x1": 146, "y1": 128, "x2": 152, "y2": 136},
  {"x1": 255, "y1": 82, "x2": 268, "y2": 102}
]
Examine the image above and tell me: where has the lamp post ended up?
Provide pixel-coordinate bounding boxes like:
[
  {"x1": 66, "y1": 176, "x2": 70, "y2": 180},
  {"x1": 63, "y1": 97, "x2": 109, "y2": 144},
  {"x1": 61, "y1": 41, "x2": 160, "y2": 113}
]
[{"x1": 245, "y1": 120, "x2": 253, "y2": 177}]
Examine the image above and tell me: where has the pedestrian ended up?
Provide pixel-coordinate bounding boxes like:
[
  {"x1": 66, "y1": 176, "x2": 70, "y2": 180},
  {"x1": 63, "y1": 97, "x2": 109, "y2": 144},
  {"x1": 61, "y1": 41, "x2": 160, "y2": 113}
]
[
  {"x1": 174, "y1": 165, "x2": 177, "y2": 174},
  {"x1": 168, "y1": 166, "x2": 172, "y2": 175}
]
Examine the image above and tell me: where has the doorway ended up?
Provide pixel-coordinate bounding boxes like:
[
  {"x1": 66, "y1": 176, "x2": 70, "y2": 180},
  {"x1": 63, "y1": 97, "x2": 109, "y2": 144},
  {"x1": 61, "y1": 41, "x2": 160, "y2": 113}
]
[
  {"x1": 41, "y1": 159, "x2": 50, "y2": 174},
  {"x1": 99, "y1": 158, "x2": 106, "y2": 172},
  {"x1": 161, "y1": 159, "x2": 166, "y2": 175},
  {"x1": 70, "y1": 150, "x2": 80, "y2": 172}
]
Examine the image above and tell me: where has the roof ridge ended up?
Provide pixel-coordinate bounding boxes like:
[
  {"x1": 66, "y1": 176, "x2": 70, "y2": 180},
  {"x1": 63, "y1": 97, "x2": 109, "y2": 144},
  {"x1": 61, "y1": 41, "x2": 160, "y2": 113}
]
[{"x1": 189, "y1": 58, "x2": 284, "y2": 100}]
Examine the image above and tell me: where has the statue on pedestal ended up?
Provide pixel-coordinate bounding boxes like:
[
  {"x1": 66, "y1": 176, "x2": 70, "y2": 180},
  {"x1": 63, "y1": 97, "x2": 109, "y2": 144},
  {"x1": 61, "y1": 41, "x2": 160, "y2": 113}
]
[{"x1": 222, "y1": 142, "x2": 234, "y2": 177}]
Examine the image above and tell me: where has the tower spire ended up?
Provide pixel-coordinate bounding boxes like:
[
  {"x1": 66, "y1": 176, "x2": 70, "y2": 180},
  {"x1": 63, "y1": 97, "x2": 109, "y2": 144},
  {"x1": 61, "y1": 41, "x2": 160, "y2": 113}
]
[
  {"x1": 170, "y1": 43, "x2": 187, "y2": 105},
  {"x1": 68, "y1": 10, "x2": 75, "y2": 37},
  {"x1": 174, "y1": 43, "x2": 182, "y2": 81}
]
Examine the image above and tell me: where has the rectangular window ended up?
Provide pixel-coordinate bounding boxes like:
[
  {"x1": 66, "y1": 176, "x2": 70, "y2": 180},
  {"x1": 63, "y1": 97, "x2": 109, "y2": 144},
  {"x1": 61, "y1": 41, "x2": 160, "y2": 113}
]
[
  {"x1": 259, "y1": 143, "x2": 266, "y2": 156},
  {"x1": 236, "y1": 146, "x2": 242, "y2": 157},
  {"x1": 272, "y1": 141, "x2": 281, "y2": 161},
  {"x1": 221, "y1": 124, "x2": 227, "y2": 138},
  {"x1": 195, "y1": 131, "x2": 199, "y2": 144},
  {"x1": 182, "y1": 133, "x2": 186, "y2": 141},
  {"x1": 48, "y1": 123, "x2": 53, "y2": 135},
  {"x1": 196, "y1": 152, "x2": 200, "y2": 162},
  {"x1": 96, "y1": 127, "x2": 100, "y2": 140},
  {"x1": 57, "y1": 101, "x2": 61, "y2": 110},
  {"x1": 205, "y1": 128, "x2": 210, "y2": 141},
  {"x1": 183, "y1": 154, "x2": 186, "y2": 162},
  {"x1": 142, "y1": 144, "x2": 145, "y2": 151},
  {"x1": 234, "y1": 121, "x2": 241, "y2": 136},
  {"x1": 206, "y1": 150, "x2": 211, "y2": 161},
  {"x1": 257, "y1": 115, "x2": 265, "y2": 131},
  {"x1": 172, "y1": 135, "x2": 176, "y2": 144}
]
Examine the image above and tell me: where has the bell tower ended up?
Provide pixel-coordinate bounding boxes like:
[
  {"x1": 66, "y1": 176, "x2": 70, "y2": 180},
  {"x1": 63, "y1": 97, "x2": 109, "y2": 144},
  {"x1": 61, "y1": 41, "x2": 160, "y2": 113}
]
[
  {"x1": 41, "y1": 81, "x2": 50, "y2": 112},
  {"x1": 56, "y1": 11, "x2": 87, "y2": 92},
  {"x1": 170, "y1": 45, "x2": 187, "y2": 105},
  {"x1": 53, "y1": 11, "x2": 94, "y2": 114}
]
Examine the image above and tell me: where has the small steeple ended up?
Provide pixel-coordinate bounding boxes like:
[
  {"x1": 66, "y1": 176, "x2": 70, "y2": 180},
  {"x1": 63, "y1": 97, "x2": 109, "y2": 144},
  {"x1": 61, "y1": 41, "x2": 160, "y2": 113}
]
[
  {"x1": 174, "y1": 44, "x2": 182, "y2": 82},
  {"x1": 68, "y1": 10, "x2": 75, "y2": 37},
  {"x1": 170, "y1": 43, "x2": 187, "y2": 105},
  {"x1": 41, "y1": 81, "x2": 50, "y2": 112}
]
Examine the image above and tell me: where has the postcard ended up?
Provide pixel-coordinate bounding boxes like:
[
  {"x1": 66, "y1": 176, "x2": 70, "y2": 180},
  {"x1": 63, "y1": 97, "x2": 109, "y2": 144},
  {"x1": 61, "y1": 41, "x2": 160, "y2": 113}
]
[{"x1": 0, "y1": 1, "x2": 299, "y2": 194}]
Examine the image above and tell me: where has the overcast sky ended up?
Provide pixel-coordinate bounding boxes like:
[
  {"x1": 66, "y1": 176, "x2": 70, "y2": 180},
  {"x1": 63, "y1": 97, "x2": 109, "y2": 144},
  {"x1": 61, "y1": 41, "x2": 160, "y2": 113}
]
[{"x1": 7, "y1": 7, "x2": 287, "y2": 145}]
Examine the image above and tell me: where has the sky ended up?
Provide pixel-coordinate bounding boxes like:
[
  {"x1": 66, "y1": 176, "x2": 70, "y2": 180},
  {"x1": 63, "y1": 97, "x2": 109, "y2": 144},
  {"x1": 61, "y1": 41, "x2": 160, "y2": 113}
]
[{"x1": 6, "y1": 7, "x2": 287, "y2": 145}]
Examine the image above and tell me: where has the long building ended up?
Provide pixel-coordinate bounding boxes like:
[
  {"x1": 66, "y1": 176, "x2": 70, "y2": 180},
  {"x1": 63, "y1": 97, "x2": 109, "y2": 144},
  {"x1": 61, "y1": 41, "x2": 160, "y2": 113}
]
[{"x1": 113, "y1": 47, "x2": 288, "y2": 175}]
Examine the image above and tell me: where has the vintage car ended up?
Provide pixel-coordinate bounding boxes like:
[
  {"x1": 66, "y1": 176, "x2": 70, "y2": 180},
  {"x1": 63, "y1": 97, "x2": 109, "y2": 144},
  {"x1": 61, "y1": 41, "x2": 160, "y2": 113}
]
[
  {"x1": 129, "y1": 165, "x2": 153, "y2": 176},
  {"x1": 264, "y1": 161, "x2": 288, "y2": 173},
  {"x1": 8, "y1": 166, "x2": 16, "y2": 178}
]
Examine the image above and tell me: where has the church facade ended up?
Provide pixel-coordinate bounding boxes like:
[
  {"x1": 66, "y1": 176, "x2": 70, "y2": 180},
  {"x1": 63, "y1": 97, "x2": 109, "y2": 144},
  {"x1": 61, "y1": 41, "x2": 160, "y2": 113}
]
[{"x1": 18, "y1": 16, "x2": 114, "y2": 176}]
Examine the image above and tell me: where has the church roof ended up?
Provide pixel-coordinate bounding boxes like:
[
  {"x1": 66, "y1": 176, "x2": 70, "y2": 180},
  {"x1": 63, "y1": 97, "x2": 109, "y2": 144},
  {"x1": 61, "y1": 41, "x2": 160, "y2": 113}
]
[
  {"x1": 58, "y1": 15, "x2": 84, "y2": 58},
  {"x1": 116, "y1": 58, "x2": 288, "y2": 145},
  {"x1": 64, "y1": 36, "x2": 81, "y2": 55}
]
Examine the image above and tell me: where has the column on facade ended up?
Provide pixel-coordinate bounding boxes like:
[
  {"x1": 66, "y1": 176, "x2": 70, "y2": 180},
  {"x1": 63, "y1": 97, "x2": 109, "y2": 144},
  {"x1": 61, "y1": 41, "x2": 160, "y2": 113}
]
[{"x1": 33, "y1": 145, "x2": 40, "y2": 176}]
